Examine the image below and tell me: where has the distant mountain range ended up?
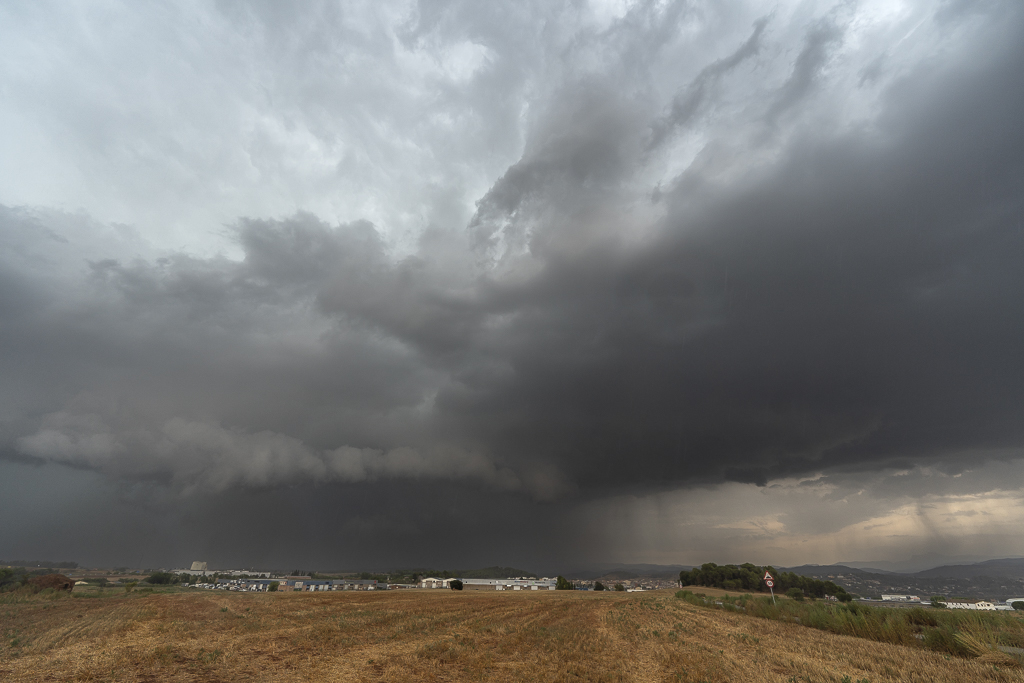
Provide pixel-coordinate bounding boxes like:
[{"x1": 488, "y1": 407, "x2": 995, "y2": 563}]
[
  {"x1": 784, "y1": 558, "x2": 1024, "y2": 581},
  {"x1": 912, "y1": 558, "x2": 1024, "y2": 580},
  {"x1": 780, "y1": 558, "x2": 1024, "y2": 600}
]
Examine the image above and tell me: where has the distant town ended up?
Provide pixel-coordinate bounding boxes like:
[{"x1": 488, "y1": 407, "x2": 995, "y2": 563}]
[
  {"x1": 4, "y1": 557, "x2": 1024, "y2": 611},
  {"x1": 1, "y1": 560, "x2": 680, "y2": 594},
  {"x1": 154, "y1": 561, "x2": 682, "y2": 593}
]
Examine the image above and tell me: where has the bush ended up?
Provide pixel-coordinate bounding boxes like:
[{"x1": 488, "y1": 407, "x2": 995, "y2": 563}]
[
  {"x1": 124, "y1": 581, "x2": 138, "y2": 593},
  {"x1": 594, "y1": 581, "x2": 606, "y2": 591},
  {"x1": 449, "y1": 579, "x2": 463, "y2": 590},
  {"x1": 786, "y1": 588, "x2": 804, "y2": 601},
  {"x1": 27, "y1": 574, "x2": 74, "y2": 593},
  {"x1": 931, "y1": 596, "x2": 947, "y2": 609},
  {"x1": 906, "y1": 607, "x2": 938, "y2": 628},
  {"x1": 146, "y1": 572, "x2": 178, "y2": 585},
  {"x1": 268, "y1": 581, "x2": 280, "y2": 592},
  {"x1": 1011, "y1": 601, "x2": 1024, "y2": 611},
  {"x1": 556, "y1": 576, "x2": 574, "y2": 590},
  {"x1": 614, "y1": 584, "x2": 625, "y2": 592}
]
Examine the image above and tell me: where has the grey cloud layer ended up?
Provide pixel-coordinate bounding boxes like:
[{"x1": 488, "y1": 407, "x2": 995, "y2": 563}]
[{"x1": 2, "y1": 0, "x2": 1024, "y2": 567}]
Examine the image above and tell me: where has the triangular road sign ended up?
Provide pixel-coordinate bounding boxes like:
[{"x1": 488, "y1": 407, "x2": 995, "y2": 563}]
[{"x1": 763, "y1": 571, "x2": 773, "y2": 581}]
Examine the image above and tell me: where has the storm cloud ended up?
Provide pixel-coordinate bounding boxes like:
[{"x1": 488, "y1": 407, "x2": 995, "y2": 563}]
[{"x1": 1, "y1": 0, "x2": 1024, "y2": 569}]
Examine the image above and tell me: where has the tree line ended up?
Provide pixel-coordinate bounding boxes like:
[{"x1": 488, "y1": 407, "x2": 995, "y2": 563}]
[
  {"x1": 0, "y1": 560, "x2": 78, "y2": 569},
  {"x1": 679, "y1": 563, "x2": 853, "y2": 601}
]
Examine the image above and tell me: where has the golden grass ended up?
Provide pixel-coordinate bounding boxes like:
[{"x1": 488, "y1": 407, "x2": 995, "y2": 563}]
[
  {"x1": 1, "y1": 588, "x2": 1023, "y2": 682},
  {"x1": 678, "y1": 585, "x2": 772, "y2": 599}
]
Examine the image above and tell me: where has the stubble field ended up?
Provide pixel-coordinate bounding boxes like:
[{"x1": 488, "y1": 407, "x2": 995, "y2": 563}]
[{"x1": 1, "y1": 588, "x2": 1022, "y2": 682}]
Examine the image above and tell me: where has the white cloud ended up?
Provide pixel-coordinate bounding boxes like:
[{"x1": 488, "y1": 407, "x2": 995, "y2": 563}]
[{"x1": 581, "y1": 462, "x2": 1024, "y2": 565}]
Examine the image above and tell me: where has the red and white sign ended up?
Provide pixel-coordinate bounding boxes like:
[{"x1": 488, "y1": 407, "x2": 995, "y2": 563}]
[
  {"x1": 763, "y1": 571, "x2": 773, "y2": 581},
  {"x1": 765, "y1": 580, "x2": 774, "y2": 588}
]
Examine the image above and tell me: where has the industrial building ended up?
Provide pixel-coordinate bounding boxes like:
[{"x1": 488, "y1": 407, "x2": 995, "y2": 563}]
[
  {"x1": 419, "y1": 577, "x2": 450, "y2": 588},
  {"x1": 945, "y1": 601, "x2": 996, "y2": 610},
  {"x1": 457, "y1": 578, "x2": 557, "y2": 591},
  {"x1": 285, "y1": 579, "x2": 378, "y2": 591}
]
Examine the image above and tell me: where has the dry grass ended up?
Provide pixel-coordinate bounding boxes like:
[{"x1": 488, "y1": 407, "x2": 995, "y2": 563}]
[{"x1": 2, "y1": 588, "x2": 1023, "y2": 682}]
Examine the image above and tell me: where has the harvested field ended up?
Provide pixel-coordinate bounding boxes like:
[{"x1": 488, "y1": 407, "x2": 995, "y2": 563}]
[{"x1": 2, "y1": 588, "x2": 1022, "y2": 682}]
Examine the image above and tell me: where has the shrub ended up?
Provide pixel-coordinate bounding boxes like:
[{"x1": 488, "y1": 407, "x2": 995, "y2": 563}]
[
  {"x1": 27, "y1": 574, "x2": 74, "y2": 593},
  {"x1": 555, "y1": 576, "x2": 574, "y2": 590},
  {"x1": 146, "y1": 572, "x2": 178, "y2": 585},
  {"x1": 614, "y1": 584, "x2": 625, "y2": 592},
  {"x1": 268, "y1": 582, "x2": 280, "y2": 592},
  {"x1": 786, "y1": 588, "x2": 804, "y2": 601},
  {"x1": 906, "y1": 607, "x2": 938, "y2": 628},
  {"x1": 594, "y1": 581, "x2": 606, "y2": 591},
  {"x1": 124, "y1": 581, "x2": 138, "y2": 593},
  {"x1": 1011, "y1": 601, "x2": 1024, "y2": 611},
  {"x1": 450, "y1": 579, "x2": 463, "y2": 590}
]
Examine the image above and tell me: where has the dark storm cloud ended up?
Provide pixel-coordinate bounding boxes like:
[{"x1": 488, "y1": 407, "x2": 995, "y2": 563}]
[
  {"x1": 446, "y1": 3, "x2": 1024, "y2": 492},
  {"x1": 2, "y1": 0, "x2": 1024, "y2": 567}
]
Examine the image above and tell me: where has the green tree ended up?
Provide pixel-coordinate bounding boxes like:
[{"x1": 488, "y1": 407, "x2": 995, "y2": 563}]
[
  {"x1": 450, "y1": 579, "x2": 463, "y2": 590},
  {"x1": 931, "y1": 596, "x2": 947, "y2": 608},
  {"x1": 556, "y1": 576, "x2": 574, "y2": 590},
  {"x1": 594, "y1": 581, "x2": 606, "y2": 591},
  {"x1": 146, "y1": 571, "x2": 178, "y2": 585},
  {"x1": 1010, "y1": 600, "x2": 1024, "y2": 610},
  {"x1": 786, "y1": 588, "x2": 804, "y2": 601},
  {"x1": 614, "y1": 584, "x2": 625, "y2": 592},
  {"x1": 678, "y1": 562, "x2": 851, "y2": 602},
  {"x1": 268, "y1": 581, "x2": 280, "y2": 592}
]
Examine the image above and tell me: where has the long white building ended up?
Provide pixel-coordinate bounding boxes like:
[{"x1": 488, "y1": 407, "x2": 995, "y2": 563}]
[
  {"x1": 945, "y1": 601, "x2": 996, "y2": 610},
  {"x1": 459, "y1": 578, "x2": 558, "y2": 591}
]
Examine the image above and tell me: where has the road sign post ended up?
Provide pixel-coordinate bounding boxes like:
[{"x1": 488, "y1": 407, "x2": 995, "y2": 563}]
[{"x1": 764, "y1": 572, "x2": 776, "y2": 605}]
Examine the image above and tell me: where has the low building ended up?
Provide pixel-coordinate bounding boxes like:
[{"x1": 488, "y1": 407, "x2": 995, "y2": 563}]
[
  {"x1": 419, "y1": 577, "x2": 449, "y2": 589},
  {"x1": 331, "y1": 579, "x2": 378, "y2": 590},
  {"x1": 458, "y1": 578, "x2": 557, "y2": 591},
  {"x1": 946, "y1": 601, "x2": 996, "y2": 610},
  {"x1": 881, "y1": 595, "x2": 920, "y2": 602},
  {"x1": 281, "y1": 579, "x2": 379, "y2": 591}
]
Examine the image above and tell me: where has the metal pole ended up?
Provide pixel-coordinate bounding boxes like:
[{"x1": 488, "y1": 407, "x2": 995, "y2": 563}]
[{"x1": 769, "y1": 584, "x2": 776, "y2": 605}]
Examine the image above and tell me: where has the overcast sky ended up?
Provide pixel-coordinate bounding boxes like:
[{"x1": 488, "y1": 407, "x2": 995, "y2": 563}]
[{"x1": 2, "y1": 0, "x2": 1024, "y2": 573}]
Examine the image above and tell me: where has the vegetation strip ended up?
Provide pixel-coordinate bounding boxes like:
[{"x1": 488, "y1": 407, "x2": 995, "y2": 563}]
[{"x1": 676, "y1": 589, "x2": 1024, "y2": 666}]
